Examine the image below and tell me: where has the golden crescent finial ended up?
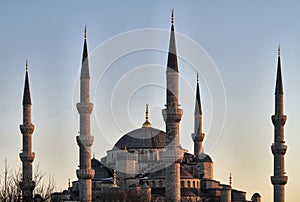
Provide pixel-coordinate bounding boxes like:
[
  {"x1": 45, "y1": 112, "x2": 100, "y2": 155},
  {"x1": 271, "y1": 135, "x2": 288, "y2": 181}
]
[
  {"x1": 142, "y1": 104, "x2": 152, "y2": 128},
  {"x1": 145, "y1": 104, "x2": 149, "y2": 120}
]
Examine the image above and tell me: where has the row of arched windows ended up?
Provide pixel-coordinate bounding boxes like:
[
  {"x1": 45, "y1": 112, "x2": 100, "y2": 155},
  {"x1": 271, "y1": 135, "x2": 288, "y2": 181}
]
[{"x1": 145, "y1": 179, "x2": 200, "y2": 188}]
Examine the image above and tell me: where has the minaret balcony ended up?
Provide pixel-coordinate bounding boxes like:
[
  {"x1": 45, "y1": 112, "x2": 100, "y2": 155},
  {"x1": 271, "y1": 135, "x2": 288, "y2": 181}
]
[
  {"x1": 76, "y1": 102, "x2": 93, "y2": 114},
  {"x1": 19, "y1": 152, "x2": 35, "y2": 162},
  {"x1": 19, "y1": 180, "x2": 35, "y2": 190},
  {"x1": 76, "y1": 168, "x2": 95, "y2": 180},
  {"x1": 271, "y1": 143, "x2": 287, "y2": 155},
  {"x1": 193, "y1": 133, "x2": 205, "y2": 142},
  {"x1": 162, "y1": 108, "x2": 183, "y2": 121},
  {"x1": 76, "y1": 135, "x2": 94, "y2": 147},
  {"x1": 20, "y1": 124, "x2": 34, "y2": 134},
  {"x1": 271, "y1": 114, "x2": 287, "y2": 126},
  {"x1": 271, "y1": 175, "x2": 288, "y2": 185}
]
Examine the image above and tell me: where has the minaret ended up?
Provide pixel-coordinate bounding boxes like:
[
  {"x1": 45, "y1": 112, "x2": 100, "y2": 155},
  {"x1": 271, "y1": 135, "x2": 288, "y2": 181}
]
[
  {"x1": 271, "y1": 47, "x2": 288, "y2": 202},
  {"x1": 76, "y1": 26, "x2": 95, "y2": 202},
  {"x1": 162, "y1": 10, "x2": 183, "y2": 202},
  {"x1": 19, "y1": 61, "x2": 35, "y2": 201},
  {"x1": 193, "y1": 73, "x2": 205, "y2": 158}
]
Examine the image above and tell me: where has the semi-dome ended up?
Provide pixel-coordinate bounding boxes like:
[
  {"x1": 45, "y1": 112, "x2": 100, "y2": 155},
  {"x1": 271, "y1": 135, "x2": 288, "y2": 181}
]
[
  {"x1": 91, "y1": 158, "x2": 113, "y2": 180},
  {"x1": 114, "y1": 127, "x2": 166, "y2": 150}
]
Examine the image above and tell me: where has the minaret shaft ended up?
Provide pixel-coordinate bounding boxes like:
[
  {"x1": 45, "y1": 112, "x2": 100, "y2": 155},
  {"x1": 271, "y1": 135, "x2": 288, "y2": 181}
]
[
  {"x1": 19, "y1": 65, "x2": 35, "y2": 202},
  {"x1": 76, "y1": 28, "x2": 94, "y2": 202},
  {"x1": 162, "y1": 10, "x2": 182, "y2": 202},
  {"x1": 271, "y1": 48, "x2": 287, "y2": 202}
]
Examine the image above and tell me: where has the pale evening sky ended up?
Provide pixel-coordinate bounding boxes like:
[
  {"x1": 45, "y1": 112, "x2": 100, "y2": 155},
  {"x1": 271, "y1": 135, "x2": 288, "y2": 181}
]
[{"x1": 0, "y1": 1, "x2": 299, "y2": 201}]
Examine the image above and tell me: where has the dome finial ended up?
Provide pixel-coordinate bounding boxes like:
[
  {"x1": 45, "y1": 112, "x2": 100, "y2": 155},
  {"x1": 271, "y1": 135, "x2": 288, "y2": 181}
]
[
  {"x1": 68, "y1": 178, "x2": 71, "y2": 188},
  {"x1": 113, "y1": 169, "x2": 117, "y2": 187},
  {"x1": 142, "y1": 104, "x2": 152, "y2": 128},
  {"x1": 229, "y1": 173, "x2": 232, "y2": 188},
  {"x1": 197, "y1": 72, "x2": 199, "y2": 83},
  {"x1": 278, "y1": 44, "x2": 280, "y2": 57},
  {"x1": 171, "y1": 9, "x2": 174, "y2": 25}
]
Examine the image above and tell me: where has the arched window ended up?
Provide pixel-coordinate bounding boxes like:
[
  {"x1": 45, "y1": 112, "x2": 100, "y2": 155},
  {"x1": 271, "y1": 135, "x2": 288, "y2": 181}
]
[
  {"x1": 193, "y1": 181, "x2": 195, "y2": 188},
  {"x1": 159, "y1": 180, "x2": 163, "y2": 188},
  {"x1": 188, "y1": 181, "x2": 191, "y2": 188}
]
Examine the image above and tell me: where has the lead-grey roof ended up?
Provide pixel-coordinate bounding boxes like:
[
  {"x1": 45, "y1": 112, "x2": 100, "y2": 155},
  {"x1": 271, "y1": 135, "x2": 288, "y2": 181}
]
[{"x1": 114, "y1": 127, "x2": 166, "y2": 150}]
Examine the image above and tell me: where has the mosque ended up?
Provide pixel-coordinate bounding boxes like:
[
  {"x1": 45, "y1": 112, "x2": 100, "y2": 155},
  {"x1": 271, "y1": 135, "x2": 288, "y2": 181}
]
[{"x1": 19, "y1": 11, "x2": 287, "y2": 202}]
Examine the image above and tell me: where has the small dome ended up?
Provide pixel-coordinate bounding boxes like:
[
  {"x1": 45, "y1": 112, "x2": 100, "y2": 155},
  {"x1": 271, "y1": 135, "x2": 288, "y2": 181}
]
[
  {"x1": 198, "y1": 153, "x2": 213, "y2": 162},
  {"x1": 252, "y1": 193, "x2": 261, "y2": 198},
  {"x1": 114, "y1": 127, "x2": 166, "y2": 150}
]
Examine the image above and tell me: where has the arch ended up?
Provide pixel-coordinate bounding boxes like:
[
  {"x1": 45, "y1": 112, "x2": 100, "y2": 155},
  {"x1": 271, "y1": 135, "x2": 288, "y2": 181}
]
[
  {"x1": 193, "y1": 181, "x2": 195, "y2": 188},
  {"x1": 181, "y1": 180, "x2": 184, "y2": 188},
  {"x1": 159, "y1": 180, "x2": 163, "y2": 188},
  {"x1": 152, "y1": 180, "x2": 155, "y2": 187},
  {"x1": 187, "y1": 180, "x2": 191, "y2": 188}
]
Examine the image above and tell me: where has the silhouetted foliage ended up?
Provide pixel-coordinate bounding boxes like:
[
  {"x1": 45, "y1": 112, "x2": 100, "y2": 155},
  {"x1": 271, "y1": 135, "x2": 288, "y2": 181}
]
[{"x1": 0, "y1": 163, "x2": 55, "y2": 202}]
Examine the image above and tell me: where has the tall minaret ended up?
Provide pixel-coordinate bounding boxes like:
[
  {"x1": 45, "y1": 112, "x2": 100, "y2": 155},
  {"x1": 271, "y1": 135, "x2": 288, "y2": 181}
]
[
  {"x1": 19, "y1": 61, "x2": 35, "y2": 201},
  {"x1": 76, "y1": 26, "x2": 95, "y2": 202},
  {"x1": 193, "y1": 73, "x2": 205, "y2": 158},
  {"x1": 162, "y1": 10, "x2": 183, "y2": 202},
  {"x1": 271, "y1": 47, "x2": 288, "y2": 202}
]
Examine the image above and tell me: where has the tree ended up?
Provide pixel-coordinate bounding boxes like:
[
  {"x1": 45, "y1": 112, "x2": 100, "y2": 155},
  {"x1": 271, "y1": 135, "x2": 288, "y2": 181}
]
[{"x1": 0, "y1": 161, "x2": 55, "y2": 202}]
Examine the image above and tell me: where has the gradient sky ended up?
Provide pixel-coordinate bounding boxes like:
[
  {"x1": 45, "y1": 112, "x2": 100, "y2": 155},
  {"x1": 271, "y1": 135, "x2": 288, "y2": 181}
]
[{"x1": 0, "y1": 1, "x2": 300, "y2": 201}]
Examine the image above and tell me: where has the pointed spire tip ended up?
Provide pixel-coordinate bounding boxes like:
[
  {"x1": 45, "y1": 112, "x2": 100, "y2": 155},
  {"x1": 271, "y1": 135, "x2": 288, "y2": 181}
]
[
  {"x1": 25, "y1": 60, "x2": 28, "y2": 72},
  {"x1": 84, "y1": 25, "x2": 87, "y2": 39},
  {"x1": 171, "y1": 9, "x2": 174, "y2": 25},
  {"x1": 197, "y1": 72, "x2": 199, "y2": 83},
  {"x1": 278, "y1": 45, "x2": 280, "y2": 57}
]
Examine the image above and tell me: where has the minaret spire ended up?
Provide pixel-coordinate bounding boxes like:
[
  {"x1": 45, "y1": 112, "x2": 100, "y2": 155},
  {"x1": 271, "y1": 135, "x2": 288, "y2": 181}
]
[
  {"x1": 271, "y1": 47, "x2": 288, "y2": 202},
  {"x1": 19, "y1": 60, "x2": 35, "y2": 201},
  {"x1": 76, "y1": 26, "x2": 95, "y2": 202},
  {"x1": 193, "y1": 73, "x2": 205, "y2": 157},
  {"x1": 162, "y1": 10, "x2": 183, "y2": 202},
  {"x1": 23, "y1": 60, "x2": 32, "y2": 105},
  {"x1": 275, "y1": 46, "x2": 283, "y2": 94},
  {"x1": 167, "y1": 9, "x2": 178, "y2": 73}
]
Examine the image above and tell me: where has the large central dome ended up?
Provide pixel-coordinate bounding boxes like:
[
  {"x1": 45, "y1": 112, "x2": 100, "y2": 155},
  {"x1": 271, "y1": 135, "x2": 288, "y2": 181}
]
[{"x1": 114, "y1": 127, "x2": 166, "y2": 150}]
